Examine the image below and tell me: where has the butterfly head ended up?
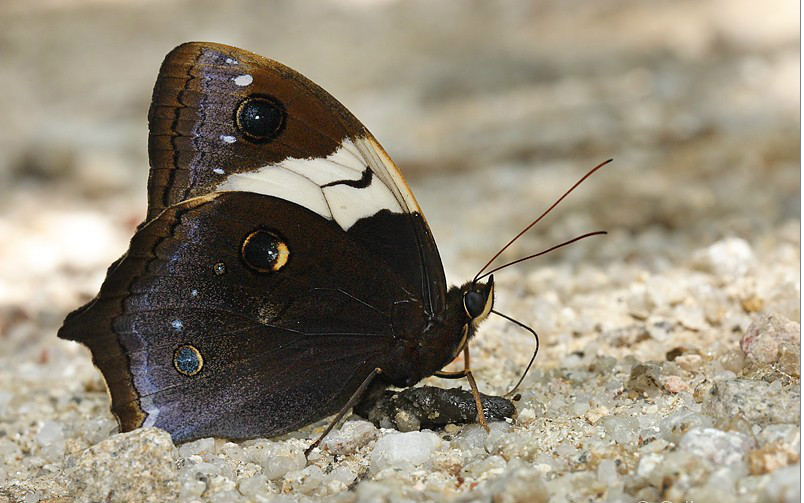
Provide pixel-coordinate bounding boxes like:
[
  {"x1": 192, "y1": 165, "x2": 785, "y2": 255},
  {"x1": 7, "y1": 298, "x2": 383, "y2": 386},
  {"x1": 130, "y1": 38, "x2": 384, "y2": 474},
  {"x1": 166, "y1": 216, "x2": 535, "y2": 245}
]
[{"x1": 461, "y1": 275, "x2": 495, "y2": 329}]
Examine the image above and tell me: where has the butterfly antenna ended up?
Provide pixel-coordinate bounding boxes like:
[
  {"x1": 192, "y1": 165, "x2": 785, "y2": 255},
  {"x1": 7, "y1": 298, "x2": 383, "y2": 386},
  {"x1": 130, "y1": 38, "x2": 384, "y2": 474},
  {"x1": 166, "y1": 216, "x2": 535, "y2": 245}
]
[
  {"x1": 473, "y1": 159, "x2": 612, "y2": 283},
  {"x1": 475, "y1": 231, "x2": 607, "y2": 281},
  {"x1": 492, "y1": 309, "x2": 539, "y2": 397}
]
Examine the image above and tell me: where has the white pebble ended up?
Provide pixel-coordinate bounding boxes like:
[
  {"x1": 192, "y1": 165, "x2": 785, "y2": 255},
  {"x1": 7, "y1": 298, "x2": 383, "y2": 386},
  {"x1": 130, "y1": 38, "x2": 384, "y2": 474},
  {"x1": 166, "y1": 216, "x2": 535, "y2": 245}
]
[
  {"x1": 679, "y1": 427, "x2": 755, "y2": 465},
  {"x1": 178, "y1": 437, "x2": 215, "y2": 458},
  {"x1": 328, "y1": 466, "x2": 357, "y2": 486},
  {"x1": 36, "y1": 421, "x2": 64, "y2": 447},
  {"x1": 291, "y1": 465, "x2": 324, "y2": 494},
  {"x1": 597, "y1": 459, "x2": 618, "y2": 486},
  {"x1": 179, "y1": 479, "x2": 206, "y2": 499},
  {"x1": 238, "y1": 474, "x2": 267, "y2": 497},
  {"x1": 637, "y1": 452, "x2": 663, "y2": 478},
  {"x1": 262, "y1": 455, "x2": 298, "y2": 480},
  {"x1": 369, "y1": 431, "x2": 440, "y2": 473},
  {"x1": 322, "y1": 420, "x2": 377, "y2": 455},
  {"x1": 692, "y1": 237, "x2": 755, "y2": 278}
]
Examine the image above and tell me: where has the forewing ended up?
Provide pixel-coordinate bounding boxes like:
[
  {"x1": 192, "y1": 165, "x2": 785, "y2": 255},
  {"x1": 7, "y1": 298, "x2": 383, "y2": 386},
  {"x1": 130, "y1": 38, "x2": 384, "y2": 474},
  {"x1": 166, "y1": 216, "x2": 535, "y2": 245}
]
[{"x1": 148, "y1": 42, "x2": 446, "y2": 315}]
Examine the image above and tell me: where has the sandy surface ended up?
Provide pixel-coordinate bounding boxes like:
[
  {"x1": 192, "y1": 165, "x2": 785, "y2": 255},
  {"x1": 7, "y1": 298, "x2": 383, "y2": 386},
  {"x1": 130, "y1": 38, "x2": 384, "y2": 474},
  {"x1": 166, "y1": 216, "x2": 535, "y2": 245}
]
[{"x1": 0, "y1": 0, "x2": 799, "y2": 502}]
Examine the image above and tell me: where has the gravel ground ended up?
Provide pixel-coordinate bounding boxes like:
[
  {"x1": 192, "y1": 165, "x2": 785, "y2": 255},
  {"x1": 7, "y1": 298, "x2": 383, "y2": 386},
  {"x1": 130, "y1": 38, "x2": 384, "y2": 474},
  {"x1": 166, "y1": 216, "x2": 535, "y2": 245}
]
[{"x1": 0, "y1": 1, "x2": 799, "y2": 502}]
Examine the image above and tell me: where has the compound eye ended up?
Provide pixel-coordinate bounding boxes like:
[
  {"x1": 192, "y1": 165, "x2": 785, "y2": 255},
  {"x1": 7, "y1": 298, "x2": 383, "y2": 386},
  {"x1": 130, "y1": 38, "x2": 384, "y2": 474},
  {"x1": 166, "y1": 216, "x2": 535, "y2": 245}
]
[{"x1": 463, "y1": 290, "x2": 485, "y2": 318}]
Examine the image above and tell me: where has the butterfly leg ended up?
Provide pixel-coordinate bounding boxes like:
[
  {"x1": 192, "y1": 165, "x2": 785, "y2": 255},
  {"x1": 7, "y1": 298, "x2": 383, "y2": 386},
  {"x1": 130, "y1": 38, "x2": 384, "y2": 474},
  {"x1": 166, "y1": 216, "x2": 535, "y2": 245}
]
[
  {"x1": 305, "y1": 367, "x2": 383, "y2": 457},
  {"x1": 433, "y1": 346, "x2": 491, "y2": 432}
]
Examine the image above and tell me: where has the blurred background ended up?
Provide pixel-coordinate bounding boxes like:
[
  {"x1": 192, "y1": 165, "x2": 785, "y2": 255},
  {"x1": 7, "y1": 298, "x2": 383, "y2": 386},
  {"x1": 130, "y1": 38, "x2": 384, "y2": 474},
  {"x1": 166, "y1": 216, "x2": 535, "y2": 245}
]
[
  {"x1": 0, "y1": 2, "x2": 799, "y2": 500},
  {"x1": 0, "y1": 0, "x2": 798, "y2": 398}
]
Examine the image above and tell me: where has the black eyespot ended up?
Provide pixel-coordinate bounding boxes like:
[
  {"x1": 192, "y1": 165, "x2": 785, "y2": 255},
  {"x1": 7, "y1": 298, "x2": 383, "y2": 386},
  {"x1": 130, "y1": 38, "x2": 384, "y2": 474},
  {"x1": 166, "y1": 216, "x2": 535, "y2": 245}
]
[
  {"x1": 464, "y1": 290, "x2": 486, "y2": 318},
  {"x1": 241, "y1": 229, "x2": 290, "y2": 273},
  {"x1": 235, "y1": 95, "x2": 286, "y2": 143},
  {"x1": 174, "y1": 345, "x2": 203, "y2": 376}
]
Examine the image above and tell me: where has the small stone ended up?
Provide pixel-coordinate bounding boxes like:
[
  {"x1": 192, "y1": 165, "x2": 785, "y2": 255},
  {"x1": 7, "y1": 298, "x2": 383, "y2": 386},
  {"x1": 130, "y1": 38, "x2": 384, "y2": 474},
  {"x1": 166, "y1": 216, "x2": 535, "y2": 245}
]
[
  {"x1": 571, "y1": 400, "x2": 590, "y2": 416},
  {"x1": 585, "y1": 406, "x2": 610, "y2": 425},
  {"x1": 179, "y1": 479, "x2": 206, "y2": 500},
  {"x1": 394, "y1": 410, "x2": 421, "y2": 432},
  {"x1": 35, "y1": 421, "x2": 64, "y2": 447},
  {"x1": 692, "y1": 237, "x2": 755, "y2": 278},
  {"x1": 517, "y1": 407, "x2": 537, "y2": 424},
  {"x1": 67, "y1": 428, "x2": 179, "y2": 503},
  {"x1": 262, "y1": 455, "x2": 299, "y2": 480},
  {"x1": 369, "y1": 430, "x2": 440, "y2": 473},
  {"x1": 321, "y1": 420, "x2": 378, "y2": 455},
  {"x1": 462, "y1": 454, "x2": 507, "y2": 478},
  {"x1": 662, "y1": 375, "x2": 691, "y2": 394},
  {"x1": 659, "y1": 408, "x2": 714, "y2": 443},
  {"x1": 646, "y1": 316, "x2": 674, "y2": 340},
  {"x1": 747, "y1": 442, "x2": 800, "y2": 474},
  {"x1": 289, "y1": 465, "x2": 324, "y2": 495},
  {"x1": 485, "y1": 465, "x2": 550, "y2": 503},
  {"x1": 328, "y1": 466, "x2": 357, "y2": 486},
  {"x1": 596, "y1": 459, "x2": 618, "y2": 486},
  {"x1": 601, "y1": 416, "x2": 639, "y2": 445},
  {"x1": 674, "y1": 305, "x2": 707, "y2": 331},
  {"x1": 679, "y1": 427, "x2": 754, "y2": 465},
  {"x1": 740, "y1": 312, "x2": 800, "y2": 364},
  {"x1": 36, "y1": 421, "x2": 65, "y2": 460},
  {"x1": 674, "y1": 353, "x2": 703, "y2": 372},
  {"x1": 758, "y1": 464, "x2": 800, "y2": 503},
  {"x1": 756, "y1": 423, "x2": 801, "y2": 448},
  {"x1": 484, "y1": 423, "x2": 514, "y2": 453},
  {"x1": 637, "y1": 452, "x2": 663, "y2": 478},
  {"x1": 625, "y1": 284, "x2": 651, "y2": 319},
  {"x1": 237, "y1": 474, "x2": 267, "y2": 497},
  {"x1": 778, "y1": 346, "x2": 801, "y2": 378},
  {"x1": 625, "y1": 363, "x2": 662, "y2": 396},
  {"x1": 693, "y1": 378, "x2": 714, "y2": 403},
  {"x1": 452, "y1": 423, "x2": 487, "y2": 453},
  {"x1": 741, "y1": 296, "x2": 764, "y2": 313},
  {"x1": 177, "y1": 437, "x2": 215, "y2": 458},
  {"x1": 431, "y1": 448, "x2": 464, "y2": 475},
  {"x1": 702, "y1": 379, "x2": 801, "y2": 428},
  {"x1": 209, "y1": 489, "x2": 242, "y2": 503},
  {"x1": 686, "y1": 481, "x2": 739, "y2": 503},
  {"x1": 719, "y1": 348, "x2": 746, "y2": 374}
]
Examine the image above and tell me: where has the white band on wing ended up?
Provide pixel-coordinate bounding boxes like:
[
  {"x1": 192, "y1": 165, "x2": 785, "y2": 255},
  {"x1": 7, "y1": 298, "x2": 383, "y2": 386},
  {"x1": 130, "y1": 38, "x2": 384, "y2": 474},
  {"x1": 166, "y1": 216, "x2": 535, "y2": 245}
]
[{"x1": 213, "y1": 137, "x2": 407, "y2": 230}]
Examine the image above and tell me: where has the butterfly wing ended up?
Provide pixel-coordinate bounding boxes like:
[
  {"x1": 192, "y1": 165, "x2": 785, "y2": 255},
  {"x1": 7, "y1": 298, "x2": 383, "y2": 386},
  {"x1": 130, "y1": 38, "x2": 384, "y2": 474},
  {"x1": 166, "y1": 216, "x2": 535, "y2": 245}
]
[
  {"x1": 59, "y1": 192, "x2": 410, "y2": 441},
  {"x1": 148, "y1": 42, "x2": 446, "y2": 315},
  {"x1": 60, "y1": 42, "x2": 450, "y2": 441}
]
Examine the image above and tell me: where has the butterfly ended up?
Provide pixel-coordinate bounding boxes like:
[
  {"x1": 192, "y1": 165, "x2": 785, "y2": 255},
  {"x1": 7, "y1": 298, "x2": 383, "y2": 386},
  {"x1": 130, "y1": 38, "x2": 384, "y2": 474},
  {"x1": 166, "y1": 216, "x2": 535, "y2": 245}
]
[{"x1": 59, "y1": 42, "x2": 607, "y2": 449}]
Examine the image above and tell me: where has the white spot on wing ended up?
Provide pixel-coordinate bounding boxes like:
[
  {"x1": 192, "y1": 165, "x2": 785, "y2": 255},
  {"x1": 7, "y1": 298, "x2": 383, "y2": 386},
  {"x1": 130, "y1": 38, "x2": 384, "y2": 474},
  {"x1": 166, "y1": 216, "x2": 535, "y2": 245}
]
[
  {"x1": 220, "y1": 135, "x2": 237, "y2": 144},
  {"x1": 213, "y1": 168, "x2": 225, "y2": 175},
  {"x1": 171, "y1": 319, "x2": 183, "y2": 331},
  {"x1": 225, "y1": 57, "x2": 239, "y2": 65},
  {"x1": 233, "y1": 74, "x2": 253, "y2": 86}
]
